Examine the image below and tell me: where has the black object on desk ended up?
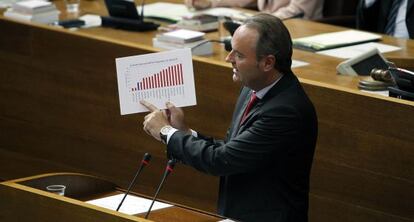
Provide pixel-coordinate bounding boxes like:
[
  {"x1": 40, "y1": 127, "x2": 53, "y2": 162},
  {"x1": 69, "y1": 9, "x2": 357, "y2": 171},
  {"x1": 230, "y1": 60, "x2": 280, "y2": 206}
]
[
  {"x1": 388, "y1": 67, "x2": 414, "y2": 101},
  {"x1": 101, "y1": 16, "x2": 159, "y2": 31},
  {"x1": 102, "y1": 0, "x2": 159, "y2": 31},
  {"x1": 55, "y1": 19, "x2": 85, "y2": 28}
]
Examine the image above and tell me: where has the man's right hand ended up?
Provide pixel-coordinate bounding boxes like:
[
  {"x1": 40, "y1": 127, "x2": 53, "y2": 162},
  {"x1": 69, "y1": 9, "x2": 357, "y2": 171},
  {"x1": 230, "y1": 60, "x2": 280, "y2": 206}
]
[
  {"x1": 166, "y1": 102, "x2": 191, "y2": 134},
  {"x1": 184, "y1": 0, "x2": 212, "y2": 10}
]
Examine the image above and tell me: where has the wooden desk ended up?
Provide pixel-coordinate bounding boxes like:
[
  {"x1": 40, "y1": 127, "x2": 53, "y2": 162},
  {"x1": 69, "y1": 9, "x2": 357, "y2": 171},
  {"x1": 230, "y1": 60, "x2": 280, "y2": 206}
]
[
  {"x1": 0, "y1": 1, "x2": 413, "y2": 222},
  {"x1": 0, "y1": 173, "x2": 224, "y2": 222}
]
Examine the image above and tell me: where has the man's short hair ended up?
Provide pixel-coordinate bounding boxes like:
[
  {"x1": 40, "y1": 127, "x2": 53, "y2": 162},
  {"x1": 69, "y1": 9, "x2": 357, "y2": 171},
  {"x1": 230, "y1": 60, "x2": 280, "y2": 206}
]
[{"x1": 244, "y1": 14, "x2": 293, "y2": 75}]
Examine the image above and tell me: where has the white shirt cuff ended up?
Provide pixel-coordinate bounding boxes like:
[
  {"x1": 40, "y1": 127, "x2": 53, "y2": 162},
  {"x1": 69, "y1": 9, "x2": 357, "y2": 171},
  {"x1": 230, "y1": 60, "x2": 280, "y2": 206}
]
[{"x1": 166, "y1": 128, "x2": 198, "y2": 144}]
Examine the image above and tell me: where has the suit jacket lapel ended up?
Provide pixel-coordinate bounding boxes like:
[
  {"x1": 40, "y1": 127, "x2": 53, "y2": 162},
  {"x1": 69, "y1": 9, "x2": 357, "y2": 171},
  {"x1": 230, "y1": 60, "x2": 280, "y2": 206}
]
[{"x1": 234, "y1": 74, "x2": 296, "y2": 136}]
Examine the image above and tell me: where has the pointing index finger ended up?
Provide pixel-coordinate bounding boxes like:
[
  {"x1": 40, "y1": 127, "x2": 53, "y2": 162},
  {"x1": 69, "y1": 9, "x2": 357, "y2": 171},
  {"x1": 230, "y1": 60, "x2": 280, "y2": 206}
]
[{"x1": 140, "y1": 100, "x2": 159, "y2": 112}]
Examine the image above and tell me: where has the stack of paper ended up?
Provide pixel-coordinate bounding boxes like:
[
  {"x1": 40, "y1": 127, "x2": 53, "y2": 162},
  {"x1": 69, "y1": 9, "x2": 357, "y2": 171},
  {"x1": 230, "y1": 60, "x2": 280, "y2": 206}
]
[
  {"x1": 292, "y1": 30, "x2": 382, "y2": 52},
  {"x1": 153, "y1": 29, "x2": 212, "y2": 56},
  {"x1": 4, "y1": 0, "x2": 59, "y2": 24},
  {"x1": 156, "y1": 29, "x2": 205, "y2": 43},
  {"x1": 177, "y1": 14, "x2": 219, "y2": 32}
]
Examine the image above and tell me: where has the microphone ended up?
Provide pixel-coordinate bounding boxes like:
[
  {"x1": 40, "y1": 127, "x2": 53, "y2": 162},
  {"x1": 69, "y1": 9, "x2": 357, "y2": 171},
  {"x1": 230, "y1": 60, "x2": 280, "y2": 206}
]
[
  {"x1": 144, "y1": 159, "x2": 177, "y2": 219},
  {"x1": 116, "y1": 152, "x2": 152, "y2": 211},
  {"x1": 139, "y1": 0, "x2": 145, "y2": 22}
]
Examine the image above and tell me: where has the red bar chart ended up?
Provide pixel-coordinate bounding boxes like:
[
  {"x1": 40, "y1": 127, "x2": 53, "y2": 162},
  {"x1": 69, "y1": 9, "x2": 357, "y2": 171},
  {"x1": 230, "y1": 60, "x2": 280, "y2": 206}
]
[
  {"x1": 129, "y1": 63, "x2": 186, "y2": 102},
  {"x1": 131, "y1": 63, "x2": 184, "y2": 92}
]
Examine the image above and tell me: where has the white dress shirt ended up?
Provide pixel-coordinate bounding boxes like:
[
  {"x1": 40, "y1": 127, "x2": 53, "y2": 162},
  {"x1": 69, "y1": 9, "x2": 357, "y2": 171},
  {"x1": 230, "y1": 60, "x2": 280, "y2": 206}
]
[{"x1": 364, "y1": 0, "x2": 409, "y2": 38}]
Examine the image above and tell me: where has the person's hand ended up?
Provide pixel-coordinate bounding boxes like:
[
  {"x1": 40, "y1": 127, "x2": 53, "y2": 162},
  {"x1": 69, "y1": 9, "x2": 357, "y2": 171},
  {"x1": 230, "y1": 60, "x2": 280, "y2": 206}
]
[
  {"x1": 141, "y1": 100, "x2": 170, "y2": 141},
  {"x1": 166, "y1": 102, "x2": 190, "y2": 133},
  {"x1": 184, "y1": 0, "x2": 212, "y2": 10}
]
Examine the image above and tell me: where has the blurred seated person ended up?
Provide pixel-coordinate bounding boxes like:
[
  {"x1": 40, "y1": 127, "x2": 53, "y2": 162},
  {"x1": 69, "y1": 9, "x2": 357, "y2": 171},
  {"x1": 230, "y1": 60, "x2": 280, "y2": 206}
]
[
  {"x1": 184, "y1": 0, "x2": 324, "y2": 20},
  {"x1": 357, "y1": 0, "x2": 413, "y2": 39}
]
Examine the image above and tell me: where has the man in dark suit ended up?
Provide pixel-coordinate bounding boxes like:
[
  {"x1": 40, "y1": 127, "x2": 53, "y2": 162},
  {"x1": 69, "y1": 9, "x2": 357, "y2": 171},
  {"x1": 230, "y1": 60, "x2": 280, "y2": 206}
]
[
  {"x1": 357, "y1": 0, "x2": 414, "y2": 39},
  {"x1": 141, "y1": 14, "x2": 318, "y2": 222}
]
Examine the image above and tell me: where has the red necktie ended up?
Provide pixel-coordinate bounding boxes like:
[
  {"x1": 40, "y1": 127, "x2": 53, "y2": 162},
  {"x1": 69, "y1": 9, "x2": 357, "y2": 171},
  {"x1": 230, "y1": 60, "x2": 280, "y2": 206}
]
[{"x1": 240, "y1": 92, "x2": 258, "y2": 125}]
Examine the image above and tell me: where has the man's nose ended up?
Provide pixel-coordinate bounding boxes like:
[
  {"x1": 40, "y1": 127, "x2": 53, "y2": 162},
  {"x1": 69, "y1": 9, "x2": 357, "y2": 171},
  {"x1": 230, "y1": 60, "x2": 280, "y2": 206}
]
[{"x1": 225, "y1": 50, "x2": 234, "y2": 63}]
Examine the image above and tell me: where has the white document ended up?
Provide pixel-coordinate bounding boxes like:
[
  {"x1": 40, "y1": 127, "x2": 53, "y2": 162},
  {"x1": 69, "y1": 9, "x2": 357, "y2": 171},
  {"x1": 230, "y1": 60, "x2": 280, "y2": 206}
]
[
  {"x1": 116, "y1": 48, "x2": 197, "y2": 115},
  {"x1": 317, "y1": 42, "x2": 401, "y2": 59},
  {"x1": 195, "y1": 7, "x2": 252, "y2": 21},
  {"x1": 86, "y1": 194, "x2": 172, "y2": 215},
  {"x1": 138, "y1": 2, "x2": 190, "y2": 21},
  {"x1": 291, "y1": 60, "x2": 309, "y2": 68},
  {"x1": 138, "y1": 2, "x2": 251, "y2": 22}
]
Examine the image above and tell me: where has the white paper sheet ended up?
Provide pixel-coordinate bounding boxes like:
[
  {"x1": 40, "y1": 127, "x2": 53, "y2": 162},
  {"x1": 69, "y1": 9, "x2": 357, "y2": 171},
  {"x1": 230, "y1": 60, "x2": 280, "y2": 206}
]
[
  {"x1": 116, "y1": 48, "x2": 197, "y2": 115},
  {"x1": 79, "y1": 14, "x2": 101, "y2": 28},
  {"x1": 86, "y1": 194, "x2": 172, "y2": 215},
  {"x1": 360, "y1": 89, "x2": 389, "y2": 97},
  {"x1": 317, "y1": 42, "x2": 401, "y2": 59}
]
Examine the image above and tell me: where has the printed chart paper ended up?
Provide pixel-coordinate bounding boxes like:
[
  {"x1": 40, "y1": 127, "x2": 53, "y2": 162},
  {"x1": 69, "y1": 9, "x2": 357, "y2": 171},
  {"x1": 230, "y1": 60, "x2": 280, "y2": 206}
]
[{"x1": 116, "y1": 49, "x2": 196, "y2": 115}]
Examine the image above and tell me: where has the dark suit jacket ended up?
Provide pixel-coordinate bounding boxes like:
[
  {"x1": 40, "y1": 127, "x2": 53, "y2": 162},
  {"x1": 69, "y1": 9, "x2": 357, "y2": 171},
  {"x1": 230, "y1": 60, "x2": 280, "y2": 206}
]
[
  {"x1": 167, "y1": 73, "x2": 318, "y2": 222},
  {"x1": 357, "y1": 0, "x2": 414, "y2": 38}
]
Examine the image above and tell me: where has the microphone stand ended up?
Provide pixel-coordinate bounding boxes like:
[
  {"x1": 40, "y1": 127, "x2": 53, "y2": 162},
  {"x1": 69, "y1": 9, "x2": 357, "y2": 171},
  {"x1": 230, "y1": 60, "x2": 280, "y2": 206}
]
[
  {"x1": 116, "y1": 153, "x2": 151, "y2": 211},
  {"x1": 144, "y1": 159, "x2": 176, "y2": 219}
]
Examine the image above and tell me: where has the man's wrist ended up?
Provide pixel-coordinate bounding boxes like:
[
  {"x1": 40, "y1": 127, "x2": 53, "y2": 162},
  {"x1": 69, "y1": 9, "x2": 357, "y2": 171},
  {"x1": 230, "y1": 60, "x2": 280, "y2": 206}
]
[
  {"x1": 160, "y1": 126, "x2": 198, "y2": 144},
  {"x1": 160, "y1": 125, "x2": 174, "y2": 144}
]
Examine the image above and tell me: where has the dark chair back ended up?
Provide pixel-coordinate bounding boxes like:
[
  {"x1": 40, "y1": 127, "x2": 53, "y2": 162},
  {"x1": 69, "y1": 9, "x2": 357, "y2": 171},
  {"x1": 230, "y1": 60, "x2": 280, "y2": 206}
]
[{"x1": 316, "y1": 0, "x2": 360, "y2": 28}]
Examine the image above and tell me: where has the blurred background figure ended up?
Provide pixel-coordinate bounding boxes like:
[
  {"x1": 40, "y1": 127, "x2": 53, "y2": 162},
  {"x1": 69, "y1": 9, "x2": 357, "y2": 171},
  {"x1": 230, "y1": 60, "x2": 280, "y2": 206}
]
[
  {"x1": 184, "y1": 0, "x2": 324, "y2": 20},
  {"x1": 357, "y1": 0, "x2": 414, "y2": 39}
]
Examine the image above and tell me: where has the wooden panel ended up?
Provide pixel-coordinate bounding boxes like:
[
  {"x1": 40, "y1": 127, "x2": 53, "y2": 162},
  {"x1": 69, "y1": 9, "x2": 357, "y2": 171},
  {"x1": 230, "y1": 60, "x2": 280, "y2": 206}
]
[
  {"x1": 303, "y1": 82, "x2": 414, "y2": 181},
  {"x1": 309, "y1": 194, "x2": 412, "y2": 222},
  {"x1": 311, "y1": 159, "x2": 413, "y2": 219},
  {"x1": 303, "y1": 81, "x2": 414, "y2": 222}
]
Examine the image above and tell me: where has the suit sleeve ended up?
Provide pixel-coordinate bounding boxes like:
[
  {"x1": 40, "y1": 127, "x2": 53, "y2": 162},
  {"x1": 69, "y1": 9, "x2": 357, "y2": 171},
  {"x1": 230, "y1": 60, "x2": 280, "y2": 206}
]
[
  {"x1": 166, "y1": 105, "x2": 301, "y2": 176},
  {"x1": 271, "y1": 0, "x2": 323, "y2": 20},
  {"x1": 210, "y1": 0, "x2": 257, "y2": 8}
]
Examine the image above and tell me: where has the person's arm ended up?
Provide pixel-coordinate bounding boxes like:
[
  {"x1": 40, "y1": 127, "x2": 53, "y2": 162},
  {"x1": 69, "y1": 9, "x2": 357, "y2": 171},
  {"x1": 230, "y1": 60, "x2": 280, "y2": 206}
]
[
  {"x1": 167, "y1": 105, "x2": 301, "y2": 176},
  {"x1": 184, "y1": 0, "x2": 256, "y2": 10},
  {"x1": 269, "y1": 0, "x2": 323, "y2": 20},
  {"x1": 210, "y1": 0, "x2": 256, "y2": 8}
]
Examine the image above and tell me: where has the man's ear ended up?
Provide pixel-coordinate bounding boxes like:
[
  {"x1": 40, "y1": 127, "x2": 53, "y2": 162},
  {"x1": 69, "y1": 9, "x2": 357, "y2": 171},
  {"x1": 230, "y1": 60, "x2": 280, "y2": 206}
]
[{"x1": 261, "y1": 55, "x2": 276, "y2": 72}]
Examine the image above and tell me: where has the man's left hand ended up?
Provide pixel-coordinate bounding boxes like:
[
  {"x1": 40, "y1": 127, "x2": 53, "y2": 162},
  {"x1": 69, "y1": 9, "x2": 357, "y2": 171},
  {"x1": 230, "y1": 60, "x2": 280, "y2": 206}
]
[{"x1": 141, "y1": 100, "x2": 170, "y2": 141}]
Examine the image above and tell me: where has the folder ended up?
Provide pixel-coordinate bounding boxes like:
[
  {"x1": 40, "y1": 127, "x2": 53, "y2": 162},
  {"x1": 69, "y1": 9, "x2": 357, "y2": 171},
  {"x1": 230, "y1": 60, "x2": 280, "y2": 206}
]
[{"x1": 292, "y1": 30, "x2": 382, "y2": 52}]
